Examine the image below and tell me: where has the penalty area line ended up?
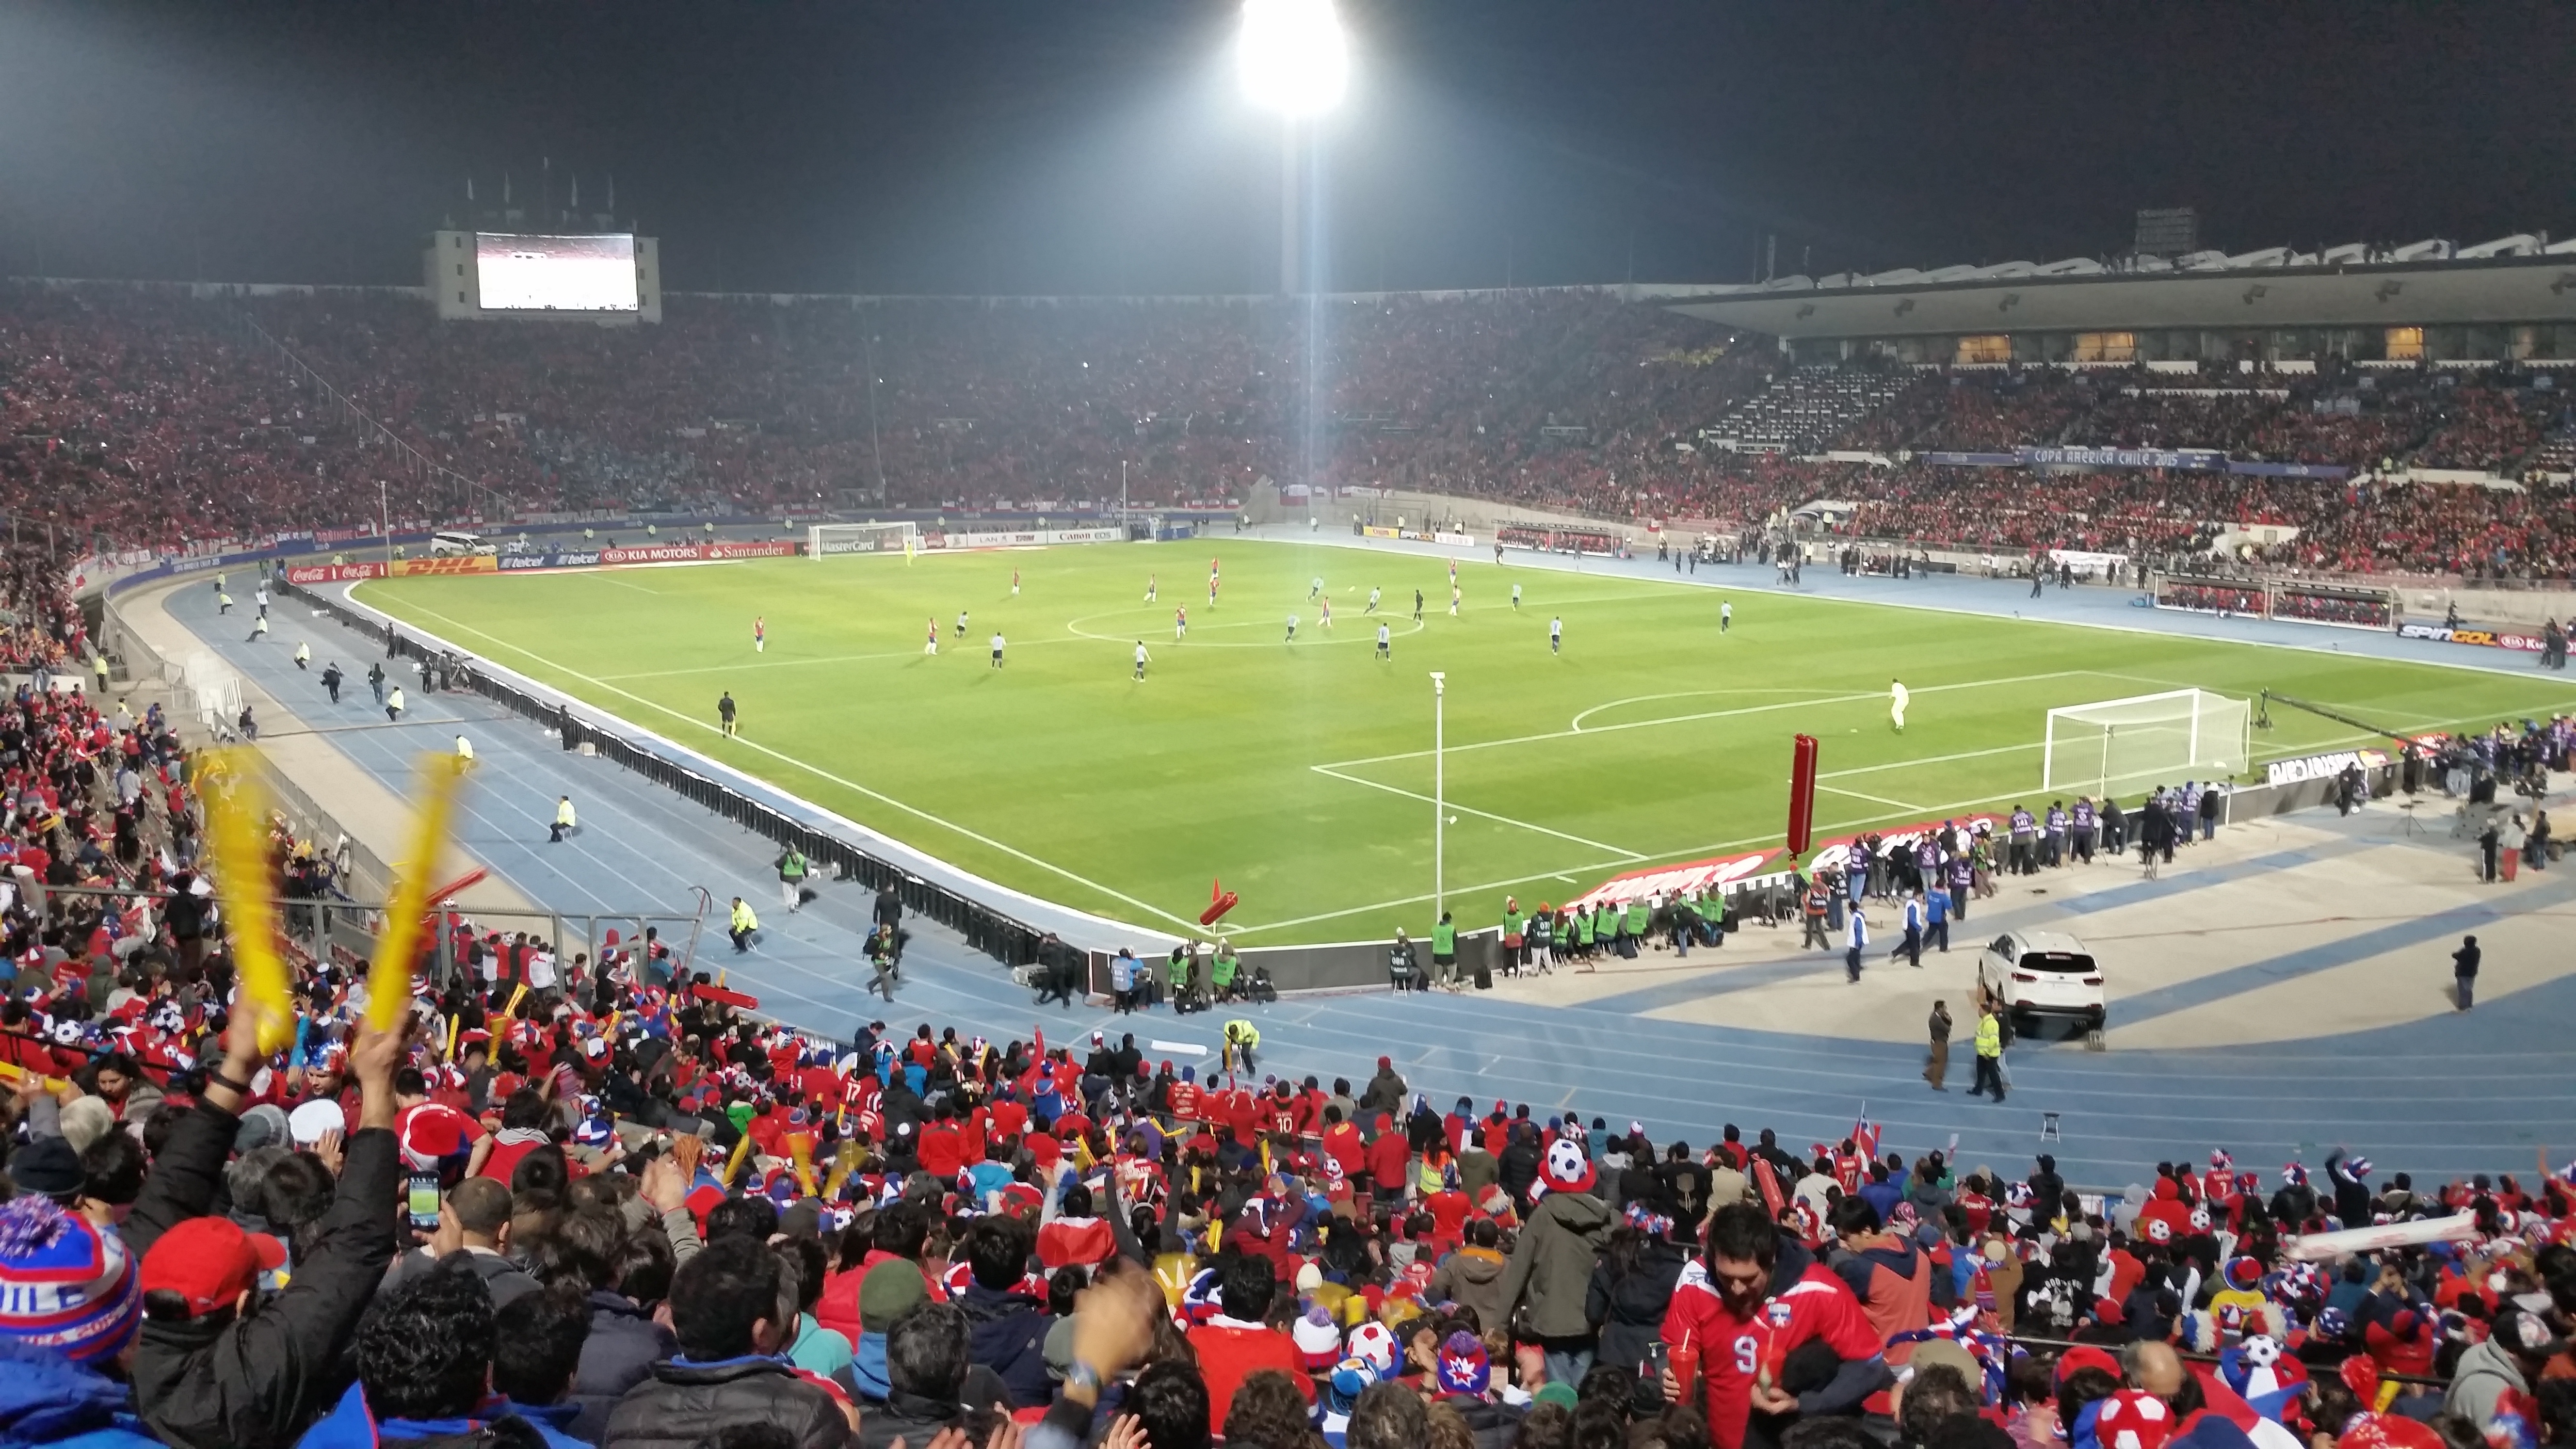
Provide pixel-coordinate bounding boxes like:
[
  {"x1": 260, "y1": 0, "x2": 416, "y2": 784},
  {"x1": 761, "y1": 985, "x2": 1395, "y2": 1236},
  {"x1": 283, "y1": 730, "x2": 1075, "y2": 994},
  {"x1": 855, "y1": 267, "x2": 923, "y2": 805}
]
[
  {"x1": 382, "y1": 600, "x2": 1207, "y2": 934},
  {"x1": 1307, "y1": 765, "x2": 1647, "y2": 861}
]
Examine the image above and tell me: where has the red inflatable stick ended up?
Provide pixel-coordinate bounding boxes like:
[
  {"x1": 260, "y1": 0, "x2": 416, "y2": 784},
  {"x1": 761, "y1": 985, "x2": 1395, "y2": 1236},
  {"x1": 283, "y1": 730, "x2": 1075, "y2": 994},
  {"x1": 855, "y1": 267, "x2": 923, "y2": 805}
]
[{"x1": 1198, "y1": 877, "x2": 1240, "y2": 927}]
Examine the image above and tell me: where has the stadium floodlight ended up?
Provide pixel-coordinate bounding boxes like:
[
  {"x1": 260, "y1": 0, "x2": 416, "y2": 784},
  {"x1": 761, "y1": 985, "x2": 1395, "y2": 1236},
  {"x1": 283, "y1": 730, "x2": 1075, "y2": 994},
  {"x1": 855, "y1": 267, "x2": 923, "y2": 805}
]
[{"x1": 1239, "y1": 0, "x2": 1348, "y2": 116}]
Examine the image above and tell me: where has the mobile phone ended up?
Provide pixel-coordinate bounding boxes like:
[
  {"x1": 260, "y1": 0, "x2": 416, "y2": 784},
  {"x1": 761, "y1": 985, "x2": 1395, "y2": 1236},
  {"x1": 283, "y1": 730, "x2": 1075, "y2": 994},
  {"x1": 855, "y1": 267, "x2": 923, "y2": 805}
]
[
  {"x1": 406, "y1": 1174, "x2": 441, "y2": 1231},
  {"x1": 1643, "y1": 1340, "x2": 1669, "y2": 1382}
]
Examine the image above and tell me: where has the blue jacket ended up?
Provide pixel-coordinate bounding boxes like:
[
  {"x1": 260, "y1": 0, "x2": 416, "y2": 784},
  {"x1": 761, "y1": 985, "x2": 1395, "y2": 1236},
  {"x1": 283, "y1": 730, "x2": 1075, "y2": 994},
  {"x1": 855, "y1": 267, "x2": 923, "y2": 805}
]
[
  {"x1": 295, "y1": 1382, "x2": 590, "y2": 1449},
  {"x1": 0, "y1": 1342, "x2": 162, "y2": 1449}
]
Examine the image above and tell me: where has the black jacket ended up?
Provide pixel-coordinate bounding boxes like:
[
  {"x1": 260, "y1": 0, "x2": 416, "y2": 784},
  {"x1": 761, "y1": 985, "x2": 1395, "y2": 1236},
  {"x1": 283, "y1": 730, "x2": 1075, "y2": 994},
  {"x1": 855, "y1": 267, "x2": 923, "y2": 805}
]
[
  {"x1": 570, "y1": 1290, "x2": 678, "y2": 1442},
  {"x1": 1585, "y1": 1237, "x2": 1687, "y2": 1377},
  {"x1": 954, "y1": 1281, "x2": 1053, "y2": 1409},
  {"x1": 600, "y1": 1357, "x2": 852, "y2": 1449},
  {"x1": 129, "y1": 1104, "x2": 402, "y2": 1449}
]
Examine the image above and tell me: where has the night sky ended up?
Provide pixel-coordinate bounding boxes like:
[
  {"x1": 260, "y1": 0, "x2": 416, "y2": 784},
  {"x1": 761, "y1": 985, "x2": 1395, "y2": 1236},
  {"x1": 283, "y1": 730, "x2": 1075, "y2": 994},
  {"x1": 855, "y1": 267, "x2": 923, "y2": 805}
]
[{"x1": 2, "y1": 0, "x2": 2571, "y2": 296}]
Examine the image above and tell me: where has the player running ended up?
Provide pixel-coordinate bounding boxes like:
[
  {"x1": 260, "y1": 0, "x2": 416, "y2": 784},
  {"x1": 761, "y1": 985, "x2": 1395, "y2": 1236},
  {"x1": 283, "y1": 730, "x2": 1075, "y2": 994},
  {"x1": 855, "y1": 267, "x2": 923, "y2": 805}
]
[
  {"x1": 1133, "y1": 641, "x2": 1151, "y2": 681},
  {"x1": 1366, "y1": 586, "x2": 1381, "y2": 613},
  {"x1": 1512, "y1": 581, "x2": 1522, "y2": 610},
  {"x1": 1412, "y1": 588, "x2": 1424, "y2": 621},
  {"x1": 1319, "y1": 597, "x2": 1332, "y2": 629},
  {"x1": 1145, "y1": 573, "x2": 1157, "y2": 602},
  {"x1": 955, "y1": 609, "x2": 969, "y2": 639},
  {"x1": 1309, "y1": 576, "x2": 1324, "y2": 602},
  {"x1": 1011, "y1": 567, "x2": 1021, "y2": 597},
  {"x1": 924, "y1": 618, "x2": 939, "y2": 656},
  {"x1": 753, "y1": 615, "x2": 766, "y2": 653},
  {"x1": 1550, "y1": 615, "x2": 1562, "y2": 654},
  {"x1": 1174, "y1": 606, "x2": 1188, "y2": 641},
  {"x1": 1722, "y1": 599, "x2": 1733, "y2": 633},
  {"x1": 990, "y1": 631, "x2": 1006, "y2": 668},
  {"x1": 1890, "y1": 678, "x2": 1909, "y2": 733},
  {"x1": 1284, "y1": 612, "x2": 1299, "y2": 642},
  {"x1": 1449, "y1": 583, "x2": 1461, "y2": 617},
  {"x1": 718, "y1": 691, "x2": 738, "y2": 737},
  {"x1": 1375, "y1": 622, "x2": 1391, "y2": 660}
]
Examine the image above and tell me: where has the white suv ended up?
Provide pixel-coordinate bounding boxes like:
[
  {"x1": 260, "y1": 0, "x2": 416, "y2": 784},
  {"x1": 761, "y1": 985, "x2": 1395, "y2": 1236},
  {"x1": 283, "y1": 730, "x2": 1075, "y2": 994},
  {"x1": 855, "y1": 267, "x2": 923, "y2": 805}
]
[{"x1": 1976, "y1": 929, "x2": 2106, "y2": 1035}]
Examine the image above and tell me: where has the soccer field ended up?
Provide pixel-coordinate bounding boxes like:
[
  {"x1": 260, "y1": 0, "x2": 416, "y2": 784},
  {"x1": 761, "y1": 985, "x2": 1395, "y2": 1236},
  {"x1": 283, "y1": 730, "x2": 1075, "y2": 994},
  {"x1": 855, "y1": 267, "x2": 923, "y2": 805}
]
[{"x1": 357, "y1": 540, "x2": 2576, "y2": 945}]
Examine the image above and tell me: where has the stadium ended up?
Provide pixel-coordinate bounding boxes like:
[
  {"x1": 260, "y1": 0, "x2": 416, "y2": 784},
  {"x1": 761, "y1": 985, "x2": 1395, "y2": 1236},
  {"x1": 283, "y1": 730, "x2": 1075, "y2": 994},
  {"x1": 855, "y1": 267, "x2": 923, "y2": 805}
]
[{"x1": 6, "y1": 5, "x2": 2576, "y2": 1449}]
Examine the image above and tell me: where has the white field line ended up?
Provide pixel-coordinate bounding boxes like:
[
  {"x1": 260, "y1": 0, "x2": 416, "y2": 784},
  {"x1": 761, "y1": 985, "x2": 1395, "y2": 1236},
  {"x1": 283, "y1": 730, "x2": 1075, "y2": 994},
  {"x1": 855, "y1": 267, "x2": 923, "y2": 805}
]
[
  {"x1": 1319, "y1": 669, "x2": 2105, "y2": 771},
  {"x1": 1819, "y1": 741, "x2": 2041, "y2": 777},
  {"x1": 388, "y1": 600, "x2": 1207, "y2": 933},
  {"x1": 1308, "y1": 764, "x2": 1646, "y2": 861},
  {"x1": 603, "y1": 634, "x2": 1098, "y2": 681},
  {"x1": 1817, "y1": 783, "x2": 1931, "y2": 813},
  {"x1": 1569, "y1": 688, "x2": 1843, "y2": 733}
]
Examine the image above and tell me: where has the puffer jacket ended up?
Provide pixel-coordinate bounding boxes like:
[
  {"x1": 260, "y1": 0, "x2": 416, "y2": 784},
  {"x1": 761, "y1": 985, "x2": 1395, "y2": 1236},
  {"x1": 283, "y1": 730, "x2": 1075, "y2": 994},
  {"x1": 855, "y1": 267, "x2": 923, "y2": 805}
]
[
  {"x1": 954, "y1": 1282, "x2": 1053, "y2": 1408},
  {"x1": 600, "y1": 1357, "x2": 851, "y2": 1449},
  {"x1": 570, "y1": 1290, "x2": 678, "y2": 1441},
  {"x1": 129, "y1": 1105, "x2": 402, "y2": 1449},
  {"x1": 1497, "y1": 1189, "x2": 1613, "y2": 1339}
]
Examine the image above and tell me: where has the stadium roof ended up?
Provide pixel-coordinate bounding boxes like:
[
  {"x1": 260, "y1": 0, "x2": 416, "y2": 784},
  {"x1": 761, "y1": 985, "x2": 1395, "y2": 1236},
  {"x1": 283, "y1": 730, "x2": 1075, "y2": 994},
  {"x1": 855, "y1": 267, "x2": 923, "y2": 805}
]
[{"x1": 1659, "y1": 235, "x2": 2576, "y2": 338}]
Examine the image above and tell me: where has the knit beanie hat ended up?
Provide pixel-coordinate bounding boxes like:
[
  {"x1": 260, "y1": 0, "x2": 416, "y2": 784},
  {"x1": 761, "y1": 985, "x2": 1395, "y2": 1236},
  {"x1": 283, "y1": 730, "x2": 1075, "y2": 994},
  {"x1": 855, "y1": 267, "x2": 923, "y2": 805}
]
[
  {"x1": 0, "y1": 1195, "x2": 142, "y2": 1364},
  {"x1": 1434, "y1": 1329, "x2": 1490, "y2": 1396},
  {"x1": 1291, "y1": 1303, "x2": 1342, "y2": 1371}
]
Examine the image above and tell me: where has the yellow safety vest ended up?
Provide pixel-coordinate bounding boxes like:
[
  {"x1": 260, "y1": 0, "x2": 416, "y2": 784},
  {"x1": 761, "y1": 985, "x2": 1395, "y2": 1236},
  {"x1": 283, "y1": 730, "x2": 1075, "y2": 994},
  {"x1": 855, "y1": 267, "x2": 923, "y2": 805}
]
[{"x1": 1975, "y1": 1014, "x2": 2002, "y2": 1057}]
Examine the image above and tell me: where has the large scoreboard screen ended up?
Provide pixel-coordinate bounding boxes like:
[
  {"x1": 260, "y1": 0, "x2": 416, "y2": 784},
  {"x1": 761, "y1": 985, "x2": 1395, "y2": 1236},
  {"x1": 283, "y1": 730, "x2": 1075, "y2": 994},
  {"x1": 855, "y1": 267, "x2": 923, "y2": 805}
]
[{"x1": 475, "y1": 233, "x2": 638, "y2": 312}]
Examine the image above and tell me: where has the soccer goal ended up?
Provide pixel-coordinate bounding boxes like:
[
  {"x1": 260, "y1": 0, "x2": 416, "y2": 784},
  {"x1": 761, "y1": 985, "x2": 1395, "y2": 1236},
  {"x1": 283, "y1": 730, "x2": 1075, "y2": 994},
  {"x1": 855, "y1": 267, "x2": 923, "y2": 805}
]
[
  {"x1": 807, "y1": 521, "x2": 919, "y2": 559},
  {"x1": 2042, "y1": 688, "x2": 2252, "y2": 795}
]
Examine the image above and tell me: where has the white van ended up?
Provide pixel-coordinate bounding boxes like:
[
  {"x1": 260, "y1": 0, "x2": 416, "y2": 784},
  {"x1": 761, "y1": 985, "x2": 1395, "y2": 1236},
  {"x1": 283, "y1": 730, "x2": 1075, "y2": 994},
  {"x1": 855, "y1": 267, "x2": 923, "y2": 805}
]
[
  {"x1": 1976, "y1": 929, "x2": 2106, "y2": 1035},
  {"x1": 430, "y1": 531, "x2": 499, "y2": 557}
]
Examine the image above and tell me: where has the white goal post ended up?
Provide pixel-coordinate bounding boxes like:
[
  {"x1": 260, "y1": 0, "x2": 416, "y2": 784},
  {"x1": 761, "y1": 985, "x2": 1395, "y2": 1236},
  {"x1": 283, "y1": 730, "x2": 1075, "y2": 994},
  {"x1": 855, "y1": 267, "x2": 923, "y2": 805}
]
[
  {"x1": 2043, "y1": 688, "x2": 2252, "y2": 796},
  {"x1": 807, "y1": 521, "x2": 920, "y2": 559}
]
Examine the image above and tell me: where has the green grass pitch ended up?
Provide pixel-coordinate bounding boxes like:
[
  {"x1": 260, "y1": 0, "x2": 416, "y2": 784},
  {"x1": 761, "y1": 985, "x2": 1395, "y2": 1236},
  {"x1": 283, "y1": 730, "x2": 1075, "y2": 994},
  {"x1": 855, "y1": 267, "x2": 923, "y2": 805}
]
[{"x1": 357, "y1": 541, "x2": 2576, "y2": 945}]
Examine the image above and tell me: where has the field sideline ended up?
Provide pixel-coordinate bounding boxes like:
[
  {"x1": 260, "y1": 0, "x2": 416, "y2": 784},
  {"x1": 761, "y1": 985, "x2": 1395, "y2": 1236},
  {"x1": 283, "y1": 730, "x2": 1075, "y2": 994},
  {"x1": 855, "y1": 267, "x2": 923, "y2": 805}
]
[{"x1": 355, "y1": 540, "x2": 2576, "y2": 945}]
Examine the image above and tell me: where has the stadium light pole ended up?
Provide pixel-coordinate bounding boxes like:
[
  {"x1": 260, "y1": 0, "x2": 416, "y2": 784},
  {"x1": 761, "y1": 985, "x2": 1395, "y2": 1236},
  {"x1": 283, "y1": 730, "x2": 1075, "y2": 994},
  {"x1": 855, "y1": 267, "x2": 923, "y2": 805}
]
[
  {"x1": 1239, "y1": 0, "x2": 1348, "y2": 296},
  {"x1": 1429, "y1": 671, "x2": 1445, "y2": 921}
]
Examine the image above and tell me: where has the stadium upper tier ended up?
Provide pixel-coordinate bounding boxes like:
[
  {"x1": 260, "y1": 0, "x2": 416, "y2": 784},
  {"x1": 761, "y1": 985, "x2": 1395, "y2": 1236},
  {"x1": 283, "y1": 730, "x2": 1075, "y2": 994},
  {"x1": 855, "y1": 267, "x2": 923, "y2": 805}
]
[{"x1": 5, "y1": 281, "x2": 2576, "y2": 578}]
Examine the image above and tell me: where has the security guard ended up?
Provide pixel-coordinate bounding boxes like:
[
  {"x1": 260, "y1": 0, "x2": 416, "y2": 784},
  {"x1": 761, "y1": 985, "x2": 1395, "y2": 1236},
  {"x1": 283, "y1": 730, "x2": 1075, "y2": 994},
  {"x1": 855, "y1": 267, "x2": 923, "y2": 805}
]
[
  {"x1": 1430, "y1": 911, "x2": 1459, "y2": 989},
  {"x1": 1220, "y1": 1017, "x2": 1260, "y2": 1076},
  {"x1": 728, "y1": 896, "x2": 759, "y2": 953},
  {"x1": 550, "y1": 796, "x2": 576, "y2": 843},
  {"x1": 1969, "y1": 1002, "x2": 2007, "y2": 1101},
  {"x1": 1802, "y1": 872, "x2": 1833, "y2": 950},
  {"x1": 776, "y1": 844, "x2": 808, "y2": 911},
  {"x1": 1500, "y1": 896, "x2": 1525, "y2": 976},
  {"x1": 292, "y1": 641, "x2": 310, "y2": 671}
]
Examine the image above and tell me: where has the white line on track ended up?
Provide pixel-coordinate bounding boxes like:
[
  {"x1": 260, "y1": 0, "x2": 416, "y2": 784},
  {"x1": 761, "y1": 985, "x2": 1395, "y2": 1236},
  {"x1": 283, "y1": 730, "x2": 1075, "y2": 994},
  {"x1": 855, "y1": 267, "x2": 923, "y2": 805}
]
[
  {"x1": 1308, "y1": 765, "x2": 1646, "y2": 860},
  {"x1": 385, "y1": 599, "x2": 1208, "y2": 933}
]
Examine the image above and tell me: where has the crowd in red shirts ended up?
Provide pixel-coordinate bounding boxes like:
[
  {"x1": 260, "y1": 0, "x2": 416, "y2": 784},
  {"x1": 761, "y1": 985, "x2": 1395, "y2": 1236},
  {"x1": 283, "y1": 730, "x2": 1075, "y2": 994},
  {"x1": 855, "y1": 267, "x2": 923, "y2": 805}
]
[
  {"x1": 18, "y1": 280, "x2": 2576, "y2": 580},
  {"x1": 10, "y1": 839, "x2": 2576, "y2": 1449}
]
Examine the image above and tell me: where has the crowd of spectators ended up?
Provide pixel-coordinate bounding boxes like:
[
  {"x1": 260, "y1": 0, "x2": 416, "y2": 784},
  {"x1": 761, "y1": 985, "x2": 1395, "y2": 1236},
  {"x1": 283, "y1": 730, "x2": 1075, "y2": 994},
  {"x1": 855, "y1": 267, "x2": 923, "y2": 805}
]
[
  {"x1": 7, "y1": 844, "x2": 2576, "y2": 1449},
  {"x1": 20, "y1": 281, "x2": 2576, "y2": 580}
]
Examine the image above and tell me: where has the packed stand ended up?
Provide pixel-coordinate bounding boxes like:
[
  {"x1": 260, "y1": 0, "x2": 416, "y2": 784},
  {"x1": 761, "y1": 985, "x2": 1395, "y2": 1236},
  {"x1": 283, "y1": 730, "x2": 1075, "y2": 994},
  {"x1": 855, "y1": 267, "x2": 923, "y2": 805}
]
[{"x1": 8, "y1": 808, "x2": 2576, "y2": 1449}]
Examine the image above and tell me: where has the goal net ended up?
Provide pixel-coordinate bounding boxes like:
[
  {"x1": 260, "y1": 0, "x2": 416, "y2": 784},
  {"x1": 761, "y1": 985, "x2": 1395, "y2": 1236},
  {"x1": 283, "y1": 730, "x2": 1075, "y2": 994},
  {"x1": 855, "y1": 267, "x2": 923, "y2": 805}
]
[
  {"x1": 807, "y1": 521, "x2": 919, "y2": 559},
  {"x1": 2043, "y1": 688, "x2": 2251, "y2": 796}
]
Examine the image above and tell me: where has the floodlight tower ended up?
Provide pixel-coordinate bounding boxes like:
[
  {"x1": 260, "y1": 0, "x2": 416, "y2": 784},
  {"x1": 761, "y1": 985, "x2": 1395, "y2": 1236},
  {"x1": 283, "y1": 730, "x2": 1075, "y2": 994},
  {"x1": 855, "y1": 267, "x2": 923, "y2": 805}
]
[{"x1": 1239, "y1": 0, "x2": 1347, "y2": 297}]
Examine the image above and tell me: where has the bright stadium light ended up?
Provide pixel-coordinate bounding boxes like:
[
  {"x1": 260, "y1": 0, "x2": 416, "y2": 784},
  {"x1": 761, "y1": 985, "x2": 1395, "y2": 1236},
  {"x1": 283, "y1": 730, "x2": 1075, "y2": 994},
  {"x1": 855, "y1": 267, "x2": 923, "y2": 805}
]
[{"x1": 1239, "y1": 0, "x2": 1348, "y2": 116}]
